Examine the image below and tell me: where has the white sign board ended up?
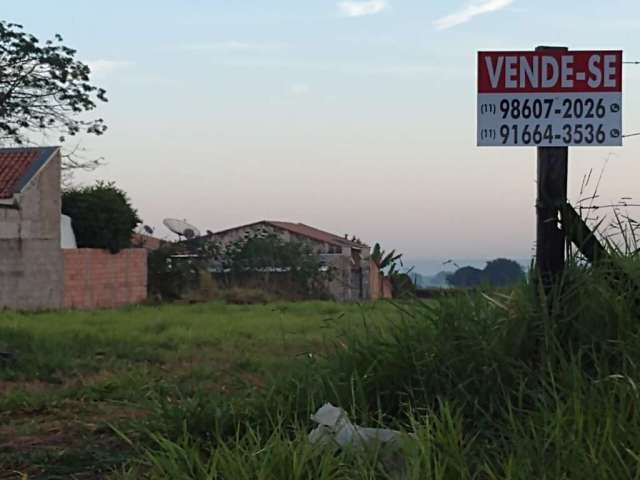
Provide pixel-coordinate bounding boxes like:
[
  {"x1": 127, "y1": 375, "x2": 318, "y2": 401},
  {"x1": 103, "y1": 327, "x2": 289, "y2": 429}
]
[{"x1": 477, "y1": 50, "x2": 623, "y2": 147}]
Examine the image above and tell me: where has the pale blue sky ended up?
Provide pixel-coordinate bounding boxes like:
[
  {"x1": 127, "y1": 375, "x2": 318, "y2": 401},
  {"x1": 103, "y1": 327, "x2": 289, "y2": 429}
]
[{"x1": 6, "y1": 1, "x2": 640, "y2": 259}]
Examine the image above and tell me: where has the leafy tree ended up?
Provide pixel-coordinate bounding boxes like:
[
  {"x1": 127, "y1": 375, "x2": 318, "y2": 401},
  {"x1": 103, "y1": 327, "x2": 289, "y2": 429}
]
[
  {"x1": 484, "y1": 258, "x2": 525, "y2": 287},
  {"x1": 447, "y1": 259, "x2": 525, "y2": 288},
  {"x1": 447, "y1": 266, "x2": 485, "y2": 288},
  {"x1": 224, "y1": 233, "x2": 328, "y2": 297},
  {"x1": 0, "y1": 21, "x2": 107, "y2": 168},
  {"x1": 62, "y1": 181, "x2": 140, "y2": 253}
]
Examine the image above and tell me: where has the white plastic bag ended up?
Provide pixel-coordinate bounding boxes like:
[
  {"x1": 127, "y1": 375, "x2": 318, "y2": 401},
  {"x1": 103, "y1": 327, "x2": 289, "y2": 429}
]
[
  {"x1": 309, "y1": 402, "x2": 405, "y2": 448},
  {"x1": 308, "y1": 403, "x2": 412, "y2": 477}
]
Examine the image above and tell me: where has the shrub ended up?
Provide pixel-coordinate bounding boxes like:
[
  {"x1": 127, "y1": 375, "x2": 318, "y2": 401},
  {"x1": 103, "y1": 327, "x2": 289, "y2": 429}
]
[
  {"x1": 147, "y1": 244, "x2": 200, "y2": 302},
  {"x1": 222, "y1": 233, "x2": 331, "y2": 299},
  {"x1": 62, "y1": 181, "x2": 141, "y2": 253}
]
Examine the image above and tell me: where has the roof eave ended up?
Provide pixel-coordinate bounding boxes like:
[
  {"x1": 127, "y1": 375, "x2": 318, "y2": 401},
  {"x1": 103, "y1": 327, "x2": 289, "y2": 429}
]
[
  {"x1": 0, "y1": 197, "x2": 18, "y2": 208},
  {"x1": 14, "y1": 146, "x2": 59, "y2": 196}
]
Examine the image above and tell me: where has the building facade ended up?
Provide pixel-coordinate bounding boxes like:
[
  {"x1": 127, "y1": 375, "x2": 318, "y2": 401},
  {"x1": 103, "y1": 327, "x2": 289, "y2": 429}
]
[
  {"x1": 0, "y1": 147, "x2": 64, "y2": 310},
  {"x1": 0, "y1": 146, "x2": 148, "y2": 311},
  {"x1": 209, "y1": 220, "x2": 380, "y2": 302}
]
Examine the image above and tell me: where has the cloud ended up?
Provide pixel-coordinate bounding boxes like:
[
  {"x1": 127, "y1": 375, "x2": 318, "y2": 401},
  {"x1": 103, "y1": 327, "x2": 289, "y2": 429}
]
[
  {"x1": 86, "y1": 59, "x2": 134, "y2": 77},
  {"x1": 290, "y1": 83, "x2": 310, "y2": 95},
  {"x1": 338, "y1": 1, "x2": 388, "y2": 17},
  {"x1": 433, "y1": 0, "x2": 513, "y2": 30}
]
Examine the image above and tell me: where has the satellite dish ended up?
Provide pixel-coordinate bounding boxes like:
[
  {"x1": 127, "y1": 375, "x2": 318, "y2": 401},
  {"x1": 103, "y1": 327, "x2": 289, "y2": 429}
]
[{"x1": 163, "y1": 218, "x2": 201, "y2": 239}]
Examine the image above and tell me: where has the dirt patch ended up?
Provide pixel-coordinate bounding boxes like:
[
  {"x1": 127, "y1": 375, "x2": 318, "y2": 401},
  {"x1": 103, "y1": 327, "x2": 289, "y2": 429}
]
[
  {"x1": 0, "y1": 400, "x2": 145, "y2": 479},
  {"x1": 0, "y1": 401, "x2": 145, "y2": 449},
  {"x1": 0, "y1": 370, "x2": 117, "y2": 395},
  {"x1": 0, "y1": 379, "x2": 53, "y2": 396}
]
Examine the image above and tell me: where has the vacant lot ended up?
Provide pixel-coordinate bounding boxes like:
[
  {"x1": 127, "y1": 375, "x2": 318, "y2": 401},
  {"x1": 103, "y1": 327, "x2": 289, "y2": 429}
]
[
  {"x1": 4, "y1": 261, "x2": 640, "y2": 479},
  {"x1": 0, "y1": 301, "x2": 395, "y2": 478}
]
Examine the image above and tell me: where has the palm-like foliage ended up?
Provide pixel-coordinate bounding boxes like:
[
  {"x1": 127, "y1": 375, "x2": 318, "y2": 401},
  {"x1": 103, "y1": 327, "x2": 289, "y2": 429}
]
[{"x1": 371, "y1": 243, "x2": 403, "y2": 275}]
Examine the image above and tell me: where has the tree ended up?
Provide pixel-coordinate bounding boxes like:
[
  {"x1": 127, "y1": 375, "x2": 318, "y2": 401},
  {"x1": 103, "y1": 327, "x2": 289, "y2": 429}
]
[
  {"x1": 371, "y1": 243, "x2": 403, "y2": 276},
  {"x1": 447, "y1": 266, "x2": 485, "y2": 288},
  {"x1": 223, "y1": 234, "x2": 328, "y2": 297},
  {"x1": 483, "y1": 258, "x2": 525, "y2": 287},
  {"x1": 0, "y1": 21, "x2": 107, "y2": 168},
  {"x1": 62, "y1": 182, "x2": 141, "y2": 253},
  {"x1": 447, "y1": 259, "x2": 525, "y2": 288}
]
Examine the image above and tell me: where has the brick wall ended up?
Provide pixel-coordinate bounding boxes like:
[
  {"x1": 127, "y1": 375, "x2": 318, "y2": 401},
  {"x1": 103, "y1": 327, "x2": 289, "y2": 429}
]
[
  {"x1": 369, "y1": 258, "x2": 383, "y2": 300},
  {"x1": 382, "y1": 276, "x2": 393, "y2": 299},
  {"x1": 63, "y1": 248, "x2": 147, "y2": 309},
  {"x1": 368, "y1": 258, "x2": 393, "y2": 301}
]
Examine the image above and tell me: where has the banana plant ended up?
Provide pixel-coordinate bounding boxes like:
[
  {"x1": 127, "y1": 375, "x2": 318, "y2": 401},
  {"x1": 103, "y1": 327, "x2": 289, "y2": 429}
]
[{"x1": 371, "y1": 243, "x2": 403, "y2": 276}]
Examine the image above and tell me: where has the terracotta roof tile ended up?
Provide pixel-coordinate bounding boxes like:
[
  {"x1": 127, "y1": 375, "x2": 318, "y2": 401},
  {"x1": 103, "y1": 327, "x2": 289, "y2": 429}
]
[
  {"x1": 266, "y1": 221, "x2": 365, "y2": 247},
  {"x1": 210, "y1": 220, "x2": 366, "y2": 248},
  {"x1": 0, "y1": 147, "x2": 58, "y2": 199}
]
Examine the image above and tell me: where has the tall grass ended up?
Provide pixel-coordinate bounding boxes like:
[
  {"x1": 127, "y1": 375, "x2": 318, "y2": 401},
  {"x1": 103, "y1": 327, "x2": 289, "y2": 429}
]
[{"x1": 125, "y1": 254, "x2": 640, "y2": 479}]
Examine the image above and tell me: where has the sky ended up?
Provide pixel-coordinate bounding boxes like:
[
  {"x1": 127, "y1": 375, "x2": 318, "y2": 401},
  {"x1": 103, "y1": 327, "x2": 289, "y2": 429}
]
[{"x1": 5, "y1": 0, "x2": 640, "y2": 262}]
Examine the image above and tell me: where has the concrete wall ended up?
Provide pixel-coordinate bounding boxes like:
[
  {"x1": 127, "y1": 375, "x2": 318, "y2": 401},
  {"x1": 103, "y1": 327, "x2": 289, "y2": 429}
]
[
  {"x1": 0, "y1": 153, "x2": 63, "y2": 310},
  {"x1": 63, "y1": 248, "x2": 147, "y2": 309},
  {"x1": 320, "y1": 248, "x2": 372, "y2": 302}
]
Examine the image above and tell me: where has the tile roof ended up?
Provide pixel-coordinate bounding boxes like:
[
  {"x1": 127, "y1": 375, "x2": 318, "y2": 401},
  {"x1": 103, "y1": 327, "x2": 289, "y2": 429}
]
[
  {"x1": 211, "y1": 220, "x2": 367, "y2": 248},
  {"x1": 0, "y1": 147, "x2": 58, "y2": 199},
  {"x1": 267, "y1": 221, "x2": 365, "y2": 247}
]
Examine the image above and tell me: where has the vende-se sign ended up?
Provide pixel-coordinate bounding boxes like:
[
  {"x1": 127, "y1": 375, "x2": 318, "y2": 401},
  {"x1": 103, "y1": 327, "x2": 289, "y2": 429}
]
[{"x1": 477, "y1": 50, "x2": 622, "y2": 146}]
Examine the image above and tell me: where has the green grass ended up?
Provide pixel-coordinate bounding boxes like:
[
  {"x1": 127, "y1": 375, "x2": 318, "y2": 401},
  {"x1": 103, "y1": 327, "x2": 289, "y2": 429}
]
[
  {"x1": 116, "y1": 257, "x2": 640, "y2": 479},
  {"x1": 0, "y1": 301, "x2": 397, "y2": 478},
  {"x1": 4, "y1": 256, "x2": 640, "y2": 479},
  {"x1": 0, "y1": 301, "x2": 391, "y2": 381}
]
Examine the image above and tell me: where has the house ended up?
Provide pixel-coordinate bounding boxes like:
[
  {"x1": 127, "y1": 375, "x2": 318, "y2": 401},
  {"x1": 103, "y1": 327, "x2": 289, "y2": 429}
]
[
  {"x1": 207, "y1": 220, "x2": 390, "y2": 302},
  {"x1": 0, "y1": 146, "x2": 147, "y2": 311},
  {"x1": 0, "y1": 147, "x2": 64, "y2": 309}
]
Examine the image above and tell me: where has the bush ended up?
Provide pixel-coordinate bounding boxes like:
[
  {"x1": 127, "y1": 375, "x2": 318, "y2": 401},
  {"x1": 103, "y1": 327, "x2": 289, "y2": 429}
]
[
  {"x1": 62, "y1": 181, "x2": 141, "y2": 253},
  {"x1": 223, "y1": 233, "x2": 330, "y2": 298},
  {"x1": 147, "y1": 244, "x2": 200, "y2": 302},
  {"x1": 390, "y1": 272, "x2": 417, "y2": 297}
]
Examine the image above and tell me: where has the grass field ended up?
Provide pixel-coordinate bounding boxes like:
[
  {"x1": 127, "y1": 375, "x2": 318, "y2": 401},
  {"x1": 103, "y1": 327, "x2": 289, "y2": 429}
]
[
  {"x1": 3, "y1": 256, "x2": 640, "y2": 479},
  {"x1": 0, "y1": 301, "x2": 396, "y2": 478}
]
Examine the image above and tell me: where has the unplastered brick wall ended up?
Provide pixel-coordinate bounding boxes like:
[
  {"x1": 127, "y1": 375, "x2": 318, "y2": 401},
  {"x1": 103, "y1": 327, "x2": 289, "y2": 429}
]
[
  {"x1": 63, "y1": 248, "x2": 147, "y2": 309},
  {"x1": 368, "y1": 258, "x2": 393, "y2": 301}
]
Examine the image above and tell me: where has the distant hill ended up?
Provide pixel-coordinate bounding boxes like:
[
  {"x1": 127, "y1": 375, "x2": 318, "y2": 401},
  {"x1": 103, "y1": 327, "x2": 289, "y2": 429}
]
[{"x1": 405, "y1": 257, "x2": 531, "y2": 288}]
